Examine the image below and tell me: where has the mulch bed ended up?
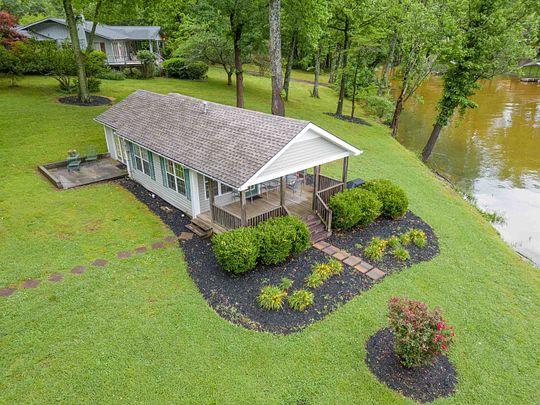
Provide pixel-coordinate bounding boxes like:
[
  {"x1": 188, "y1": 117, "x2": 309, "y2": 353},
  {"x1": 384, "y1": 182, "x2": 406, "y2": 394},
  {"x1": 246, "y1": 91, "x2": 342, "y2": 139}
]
[
  {"x1": 327, "y1": 211, "x2": 439, "y2": 274},
  {"x1": 58, "y1": 95, "x2": 111, "y2": 106},
  {"x1": 119, "y1": 179, "x2": 438, "y2": 334},
  {"x1": 324, "y1": 112, "x2": 372, "y2": 126},
  {"x1": 365, "y1": 328, "x2": 457, "y2": 403}
]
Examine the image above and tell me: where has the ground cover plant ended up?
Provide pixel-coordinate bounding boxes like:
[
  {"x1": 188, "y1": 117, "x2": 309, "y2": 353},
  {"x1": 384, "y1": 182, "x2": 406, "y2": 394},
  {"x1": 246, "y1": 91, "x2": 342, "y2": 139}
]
[{"x1": 0, "y1": 70, "x2": 538, "y2": 404}]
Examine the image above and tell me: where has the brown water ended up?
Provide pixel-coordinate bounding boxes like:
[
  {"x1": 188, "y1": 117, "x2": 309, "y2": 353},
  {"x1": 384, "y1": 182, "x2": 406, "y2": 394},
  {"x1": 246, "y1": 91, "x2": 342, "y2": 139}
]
[{"x1": 396, "y1": 76, "x2": 540, "y2": 266}]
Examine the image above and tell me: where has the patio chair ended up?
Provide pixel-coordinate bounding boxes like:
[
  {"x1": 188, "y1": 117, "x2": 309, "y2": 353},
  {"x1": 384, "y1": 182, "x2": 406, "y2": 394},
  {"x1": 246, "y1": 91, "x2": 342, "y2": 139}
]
[
  {"x1": 67, "y1": 156, "x2": 81, "y2": 172},
  {"x1": 84, "y1": 146, "x2": 98, "y2": 162},
  {"x1": 287, "y1": 178, "x2": 304, "y2": 194}
]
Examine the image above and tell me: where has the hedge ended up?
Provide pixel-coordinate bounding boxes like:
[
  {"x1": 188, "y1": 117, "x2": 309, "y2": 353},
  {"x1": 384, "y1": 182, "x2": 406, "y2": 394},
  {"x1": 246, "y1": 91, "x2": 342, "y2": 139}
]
[
  {"x1": 163, "y1": 58, "x2": 208, "y2": 80},
  {"x1": 328, "y1": 188, "x2": 382, "y2": 229},
  {"x1": 212, "y1": 227, "x2": 259, "y2": 274},
  {"x1": 362, "y1": 179, "x2": 408, "y2": 219}
]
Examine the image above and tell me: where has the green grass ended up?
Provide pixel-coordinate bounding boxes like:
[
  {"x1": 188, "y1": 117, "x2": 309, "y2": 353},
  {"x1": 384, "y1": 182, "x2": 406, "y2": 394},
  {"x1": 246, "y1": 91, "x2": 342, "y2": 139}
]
[{"x1": 1, "y1": 70, "x2": 539, "y2": 404}]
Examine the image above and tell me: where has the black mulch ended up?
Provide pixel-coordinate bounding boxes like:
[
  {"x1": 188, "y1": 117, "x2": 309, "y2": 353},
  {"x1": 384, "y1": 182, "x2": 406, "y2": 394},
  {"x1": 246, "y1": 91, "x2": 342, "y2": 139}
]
[
  {"x1": 119, "y1": 179, "x2": 437, "y2": 334},
  {"x1": 327, "y1": 211, "x2": 439, "y2": 274},
  {"x1": 324, "y1": 112, "x2": 372, "y2": 126},
  {"x1": 58, "y1": 95, "x2": 111, "y2": 106},
  {"x1": 365, "y1": 328, "x2": 457, "y2": 403}
]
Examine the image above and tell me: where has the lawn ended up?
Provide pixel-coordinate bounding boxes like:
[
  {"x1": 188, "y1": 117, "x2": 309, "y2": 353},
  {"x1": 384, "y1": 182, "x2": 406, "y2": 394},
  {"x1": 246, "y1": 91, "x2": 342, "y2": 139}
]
[{"x1": 1, "y1": 69, "x2": 539, "y2": 404}]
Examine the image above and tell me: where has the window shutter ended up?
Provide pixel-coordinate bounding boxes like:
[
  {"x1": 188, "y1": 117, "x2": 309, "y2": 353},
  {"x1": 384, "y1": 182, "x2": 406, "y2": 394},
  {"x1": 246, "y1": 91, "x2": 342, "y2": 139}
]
[
  {"x1": 184, "y1": 168, "x2": 191, "y2": 201},
  {"x1": 159, "y1": 156, "x2": 167, "y2": 187},
  {"x1": 146, "y1": 150, "x2": 155, "y2": 180}
]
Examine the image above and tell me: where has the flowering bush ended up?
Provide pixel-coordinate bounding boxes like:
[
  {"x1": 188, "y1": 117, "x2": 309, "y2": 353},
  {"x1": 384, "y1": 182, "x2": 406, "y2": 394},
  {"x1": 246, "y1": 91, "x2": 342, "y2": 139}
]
[
  {"x1": 363, "y1": 237, "x2": 388, "y2": 261},
  {"x1": 258, "y1": 285, "x2": 287, "y2": 310},
  {"x1": 388, "y1": 296, "x2": 454, "y2": 368}
]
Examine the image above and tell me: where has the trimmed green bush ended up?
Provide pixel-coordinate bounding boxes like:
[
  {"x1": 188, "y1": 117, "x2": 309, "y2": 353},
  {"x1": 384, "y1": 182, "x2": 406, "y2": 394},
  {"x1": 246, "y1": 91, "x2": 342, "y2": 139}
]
[
  {"x1": 328, "y1": 188, "x2": 382, "y2": 229},
  {"x1": 363, "y1": 179, "x2": 408, "y2": 219},
  {"x1": 212, "y1": 227, "x2": 259, "y2": 274},
  {"x1": 256, "y1": 216, "x2": 310, "y2": 265},
  {"x1": 286, "y1": 216, "x2": 311, "y2": 254},
  {"x1": 163, "y1": 58, "x2": 208, "y2": 80},
  {"x1": 184, "y1": 60, "x2": 208, "y2": 79}
]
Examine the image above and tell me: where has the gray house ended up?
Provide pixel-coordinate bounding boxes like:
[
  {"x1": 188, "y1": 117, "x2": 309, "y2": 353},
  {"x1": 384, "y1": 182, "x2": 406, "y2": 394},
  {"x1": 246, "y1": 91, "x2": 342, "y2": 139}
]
[
  {"x1": 17, "y1": 17, "x2": 163, "y2": 66},
  {"x1": 95, "y1": 90, "x2": 362, "y2": 240}
]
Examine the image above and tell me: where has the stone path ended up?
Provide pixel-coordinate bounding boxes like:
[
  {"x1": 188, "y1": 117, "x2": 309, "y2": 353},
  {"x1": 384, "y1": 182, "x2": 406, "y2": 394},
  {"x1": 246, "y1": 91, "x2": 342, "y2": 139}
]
[
  {"x1": 313, "y1": 241, "x2": 386, "y2": 281},
  {"x1": 0, "y1": 232, "x2": 194, "y2": 299}
]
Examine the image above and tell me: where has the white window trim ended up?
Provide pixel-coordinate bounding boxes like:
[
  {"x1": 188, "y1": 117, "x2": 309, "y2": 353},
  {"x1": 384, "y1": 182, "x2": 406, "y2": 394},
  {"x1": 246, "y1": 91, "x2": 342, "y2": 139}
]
[
  {"x1": 165, "y1": 159, "x2": 187, "y2": 196},
  {"x1": 133, "y1": 144, "x2": 152, "y2": 176},
  {"x1": 204, "y1": 176, "x2": 233, "y2": 200}
]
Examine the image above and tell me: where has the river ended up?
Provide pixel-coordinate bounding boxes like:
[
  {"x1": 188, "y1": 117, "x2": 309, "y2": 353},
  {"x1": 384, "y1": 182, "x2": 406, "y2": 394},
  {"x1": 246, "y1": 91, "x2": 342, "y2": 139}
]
[{"x1": 396, "y1": 76, "x2": 540, "y2": 266}]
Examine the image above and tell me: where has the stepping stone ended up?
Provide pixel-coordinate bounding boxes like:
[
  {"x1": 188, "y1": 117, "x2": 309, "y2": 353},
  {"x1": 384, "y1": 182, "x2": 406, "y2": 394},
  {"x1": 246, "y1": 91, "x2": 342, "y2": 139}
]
[
  {"x1": 366, "y1": 268, "x2": 385, "y2": 280},
  {"x1": 163, "y1": 236, "x2": 177, "y2": 243},
  {"x1": 343, "y1": 255, "x2": 362, "y2": 267},
  {"x1": 333, "y1": 250, "x2": 350, "y2": 261},
  {"x1": 0, "y1": 287, "x2": 16, "y2": 297},
  {"x1": 313, "y1": 241, "x2": 330, "y2": 250},
  {"x1": 179, "y1": 232, "x2": 194, "y2": 241},
  {"x1": 117, "y1": 251, "x2": 132, "y2": 259},
  {"x1": 71, "y1": 265, "x2": 86, "y2": 274},
  {"x1": 21, "y1": 279, "x2": 40, "y2": 289},
  {"x1": 48, "y1": 273, "x2": 63, "y2": 282},
  {"x1": 92, "y1": 259, "x2": 108, "y2": 267},
  {"x1": 135, "y1": 246, "x2": 148, "y2": 254},
  {"x1": 152, "y1": 242, "x2": 165, "y2": 250},
  {"x1": 322, "y1": 245, "x2": 340, "y2": 255},
  {"x1": 360, "y1": 261, "x2": 373, "y2": 271},
  {"x1": 355, "y1": 263, "x2": 371, "y2": 274}
]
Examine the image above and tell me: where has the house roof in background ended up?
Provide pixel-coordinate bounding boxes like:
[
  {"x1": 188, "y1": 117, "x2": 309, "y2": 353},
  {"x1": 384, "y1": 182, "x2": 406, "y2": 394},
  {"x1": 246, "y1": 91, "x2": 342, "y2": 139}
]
[
  {"x1": 95, "y1": 91, "x2": 359, "y2": 189},
  {"x1": 17, "y1": 18, "x2": 162, "y2": 41}
]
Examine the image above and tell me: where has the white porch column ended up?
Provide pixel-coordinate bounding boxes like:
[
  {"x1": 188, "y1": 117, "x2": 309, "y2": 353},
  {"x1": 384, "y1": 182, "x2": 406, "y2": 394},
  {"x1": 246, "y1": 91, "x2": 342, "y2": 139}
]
[
  {"x1": 148, "y1": 40, "x2": 153, "y2": 53},
  {"x1": 190, "y1": 171, "x2": 201, "y2": 217}
]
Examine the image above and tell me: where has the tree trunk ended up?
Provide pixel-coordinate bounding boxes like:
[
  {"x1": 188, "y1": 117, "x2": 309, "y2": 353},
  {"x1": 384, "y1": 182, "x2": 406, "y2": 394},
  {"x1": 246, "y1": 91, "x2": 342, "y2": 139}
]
[
  {"x1": 312, "y1": 43, "x2": 321, "y2": 98},
  {"x1": 268, "y1": 0, "x2": 285, "y2": 115},
  {"x1": 335, "y1": 18, "x2": 350, "y2": 116},
  {"x1": 422, "y1": 122, "x2": 443, "y2": 162},
  {"x1": 328, "y1": 43, "x2": 340, "y2": 84},
  {"x1": 226, "y1": 68, "x2": 233, "y2": 85},
  {"x1": 390, "y1": 83, "x2": 407, "y2": 137},
  {"x1": 351, "y1": 64, "x2": 358, "y2": 118},
  {"x1": 85, "y1": 0, "x2": 102, "y2": 54},
  {"x1": 283, "y1": 29, "x2": 298, "y2": 101},
  {"x1": 378, "y1": 33, "x2": 397, "y2": 96},
  {"x1": 62, "y1": 0, "x2": 89, "y2": 103},
  {"x1": 231, "y1": 16, "x2": 244, "y2": 108}
]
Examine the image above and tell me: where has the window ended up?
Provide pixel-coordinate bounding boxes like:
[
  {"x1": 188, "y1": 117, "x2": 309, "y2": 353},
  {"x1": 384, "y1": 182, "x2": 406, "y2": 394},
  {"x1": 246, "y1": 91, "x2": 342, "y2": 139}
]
[
  {"x1": 204, "y1": 177, "x2": 233, "y2": 199},
  {"x1": 165, "y1": 159, "x2": 187, "y2": 196},
  {"x1": 114, "y1": 135, "x2": 125, "y2": 163},
  {"x1": 133, "y1": 145, "x2": 152, "y2": 176}
]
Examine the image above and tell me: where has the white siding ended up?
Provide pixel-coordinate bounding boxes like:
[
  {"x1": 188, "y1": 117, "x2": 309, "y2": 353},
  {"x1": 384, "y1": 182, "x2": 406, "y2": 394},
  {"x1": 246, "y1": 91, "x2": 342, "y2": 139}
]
[
  {"x1": 197, "y1": 173, "x2": 236, "y2": 214},
  {"x1": 30, "y1": 22, "x2": 70, "y2": 41},
  {"x1": 104, "y1": 127, "x2": 116, "y2": 158}
]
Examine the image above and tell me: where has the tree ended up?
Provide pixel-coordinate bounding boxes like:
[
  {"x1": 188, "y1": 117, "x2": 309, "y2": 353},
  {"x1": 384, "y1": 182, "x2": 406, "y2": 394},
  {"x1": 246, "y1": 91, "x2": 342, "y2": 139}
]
[
  {"x1": 0, "y1": 11, "x2": 25, "y2": 48},
  {"x1": 269, "y1": 0, "x2": 285, "y2": 115},
  {"x1": 421, "y1": 0, "x2": 538, "y2": 161},
  {"x1": 312, "y1": 41, "x2": 322, "y2": 97}
]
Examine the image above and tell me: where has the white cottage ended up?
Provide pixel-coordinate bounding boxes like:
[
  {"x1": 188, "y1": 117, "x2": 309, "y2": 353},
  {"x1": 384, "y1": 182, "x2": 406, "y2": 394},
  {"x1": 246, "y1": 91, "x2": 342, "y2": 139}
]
[
  {"x1": 17, "y1": 17, "x2": 163, "y2": 66},
  {"x1": 95, "y1": 90, "x2": 362, "y2": 240}
]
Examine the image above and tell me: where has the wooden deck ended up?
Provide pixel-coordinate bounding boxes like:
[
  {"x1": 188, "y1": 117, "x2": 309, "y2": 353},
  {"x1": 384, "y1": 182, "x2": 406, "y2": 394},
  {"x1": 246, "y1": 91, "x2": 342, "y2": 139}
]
[{"x1": 198, "y1": 184, "x2": 315, "y2": 226}]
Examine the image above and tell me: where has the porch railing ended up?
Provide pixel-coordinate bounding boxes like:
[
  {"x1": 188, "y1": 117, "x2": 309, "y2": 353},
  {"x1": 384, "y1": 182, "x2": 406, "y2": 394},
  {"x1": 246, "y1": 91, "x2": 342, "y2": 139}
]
[
  {"x1": 247, "y1": 206, "x2": 288, "y2": 227},
  {"x1": 211, "y1": 204, "x2": 242, "y2": 229},
  {"x1": 319, "y1": 174, "x2": 343, "y2": 190},
  {"x1": 317, "y1": 183, "x2": 344, "y2": 205},
  {"x1": 314, "y1": 193, "x2": 332, "y2": 231}
]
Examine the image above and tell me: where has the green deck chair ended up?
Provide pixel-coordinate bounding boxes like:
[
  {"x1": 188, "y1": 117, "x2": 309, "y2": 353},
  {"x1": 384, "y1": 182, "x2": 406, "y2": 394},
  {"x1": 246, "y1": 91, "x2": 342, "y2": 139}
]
[{"x1": 84, "y1": 146, "x2": 98, "y2": 162}]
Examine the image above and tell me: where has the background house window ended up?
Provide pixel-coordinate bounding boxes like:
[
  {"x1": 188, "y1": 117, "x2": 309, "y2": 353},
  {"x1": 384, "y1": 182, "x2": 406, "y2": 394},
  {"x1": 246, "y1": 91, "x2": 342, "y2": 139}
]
[
  {"x1": 133, "y1": 145, "x2": 151, "y2": 176},
  {"x1": 165, "y1": 160, "x2": 187, "y2": 196}
]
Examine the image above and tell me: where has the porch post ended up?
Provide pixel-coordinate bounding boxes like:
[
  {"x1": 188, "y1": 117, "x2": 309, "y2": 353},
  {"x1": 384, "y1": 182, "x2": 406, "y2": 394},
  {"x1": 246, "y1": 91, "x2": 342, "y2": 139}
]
[
  {"x1": 208, "y1": 178, "x2": 215, "y2": 222},
  {"x1": 342, "y1": 156, "x2": 349, "y2": 191},
  {"x1": 239, "y1": 190, "x2": 247, "y2": 226},
  {"x1": 280, "y1": 176, "x2": 286, "y2": 207},
  {"x1": 312, "y1": 165, "x2": 320, "y2": 210},
  {"x1": 149, "y1": 40, "x2": 153, "y2": 53}
]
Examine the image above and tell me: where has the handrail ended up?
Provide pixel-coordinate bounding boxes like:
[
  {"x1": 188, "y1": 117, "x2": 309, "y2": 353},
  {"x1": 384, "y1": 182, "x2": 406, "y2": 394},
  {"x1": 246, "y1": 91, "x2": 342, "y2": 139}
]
[
  {"x1": 247, "y1": 205, "x2": 288, "y2": 227},
  {"x1": 317, "y1": 183, "x2": 344, "y2": 205},
  {"x1": 319, "y1": 174, "x2": 342, "y2": 190},
  {"x1": 211, "y1": 204, "x2": 242, "y2": 229},
  {"x1": 314, "y1": 193, "x2": 332, "y2": 231}
]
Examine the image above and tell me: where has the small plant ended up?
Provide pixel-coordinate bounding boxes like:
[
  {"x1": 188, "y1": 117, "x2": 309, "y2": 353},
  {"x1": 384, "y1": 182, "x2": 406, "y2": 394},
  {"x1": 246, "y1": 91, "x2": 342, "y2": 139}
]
[
  {"x1": 388, "y1": 296, "x2": 454, "y2": 368},
  {"x1": 408, "y1": 229, "x2": 427, "y2": 248},
  {"x1": 258, "y1": 285, "x2": 287, "y2": 310},
  {"x1": 313, "y1": 262, "x2": 333, "y2": 281},
  {"x1": 392, "y1": 246, "x2": 410, "y2": 261},
  {"x1": 288, "y1": 289, "x2": 314, "y2": 311},
  {"x1": 279, "y1": 277, "x2": 294, "y2": 291},
  {"x1": 305, "y1": 272, "x2": 323, "y2": 288},
  {"x1": 327, "y1": 258, "x2": 344, "y2": 276},
  {"x1": 399, "y1": 232, "x2": 411, "y2": 245},
  {"x1": 387, "y1": 235, "x2": 401, "y2": 249},
  {"x1": 364, "y1": 237, "x2": 388, "y2": 261}
]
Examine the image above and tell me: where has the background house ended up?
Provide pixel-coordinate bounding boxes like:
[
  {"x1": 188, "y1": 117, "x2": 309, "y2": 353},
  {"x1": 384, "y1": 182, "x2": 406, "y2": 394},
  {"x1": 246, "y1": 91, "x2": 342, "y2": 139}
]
[{"x1": 17, "y1": 17, "x2": 163, "y2": 66}]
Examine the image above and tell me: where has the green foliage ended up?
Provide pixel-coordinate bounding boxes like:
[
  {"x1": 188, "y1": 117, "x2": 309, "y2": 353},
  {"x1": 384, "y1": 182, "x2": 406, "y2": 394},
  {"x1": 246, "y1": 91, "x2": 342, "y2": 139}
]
[
  {"x1": 362, "y1": 179, "x2": 408, "y2": 219},
  {"x1": 258, "y1": 285, "x2": 288, "y2": 310},
  {"x1": 279, "y1": 277, "x2": 294, "y2": 291},
  {"x1": 399, "y1": 232, "x2": 411, "y2": 245},
  {"x1": 256, "y1": 216, "x2": 309, "y2": 266},
  {"x1": 305, "y1": 271, "x2": 323, "y2": 288},
  {"x1": 305, "y1": 257, "x2": 344, "y2": 289},
  {"x1": 327, "y1": 258, "x2": 343, "y2": 276},
  {"x1": 363, "y1": 237, "x2": 388, "y2": 261},
  {"x1": 85, "y1": 77, "x2": 101, "y2": 93},
  {"x1": 212, "y1": 227, "x2": 259, "y2": 274},
  {"x1": 84, "y1": 50, "x2": 107, "y2": 77},
  {"x1": 407, "y1": 229, "x2": 427, "y2": 248},
  {"x1": 387, "y1": 235, "x2": 401, "y2": 249},
  {"x1": 391, "y1": 246, "x2": 410, "y2": 261},
  {"x1": 388, "y1": 296, "x2": 454, "y2": 368},
  {"x1": 329, "y1": 188, "x2": 382, "y2": 230},
  {"x1": 286, "y1": 215, "x2": 311, "y2": 254},
  {"x1": 363, "y1": 95, "x2": 394, "y2": 121},
  {"x1": 163, "y1": 57, "x2": 209, "y2": 80},
  {"x1": 96, "y1": 70, "x2": 126, "y2": 80},
  {"x1": 288, "y1": 289, "x2": 314, "y2": 311},
  {"x1": 136, "y1": 50, "x2": 157, "y2": 79}
]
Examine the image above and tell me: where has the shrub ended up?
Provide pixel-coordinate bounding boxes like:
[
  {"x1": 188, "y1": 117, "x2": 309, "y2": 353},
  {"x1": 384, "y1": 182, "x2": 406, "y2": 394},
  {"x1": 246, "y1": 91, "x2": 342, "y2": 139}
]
[
  {"x1": 363, "y1": 179, "x2": 408, "y2": 219},
  {"x1": 184, "y1": 60, "x2": 209, "y2": 79},
  {"x1": 288, "y1": 289, "x2": 314, "y2": 311},
  {"x1": 392, "y1": 246, "x2": 410, "y2": 261},
  {"x1": 363, "y1": 95, "x2": 394, "y2": 122},
  {"x1": 136, "y1": 49, "x2": 157, "y2": 78},
  {"x1": 97, "y1": 69, "x2": 126, "y2": 80},
  {"x1": 287, "y1": 216, "x2": 311, "y2": 254},
  {"x1": 256, "y1": 216, "x2": 309, "y2": 265},
  {"x1": 212, "y1": 227, "x2": 259, "y2": 274},
  {"x1": 388, "y1": 296, "x2": 454, "y2": 368},
  {"x1": 86, "y1": 77, "x2": 101, "y2": 92},
  {"x1": 163, "y1": 57, "x2": 208, "y2": 80},
  {"x1": 364, "y1": 237, "x2": 388, "y2": 261},
  {"x1": 388, "y1": 235, "x2": 401, "y2": 249},
  {"x1": 408, "y1": 229, "x2": 427, "y2": 248},
  {"x1": 329, "y1": 188, "x2": 382, "y2": 230},
  {"x1": 258, "y1": 285, "x2": 287, "y2": 310},
  {"x1": 85, "y1": 50, "x2": 107, "y2": 77},
  {"x1": 279, "y1": 277, "x2": 294, "y2": 291},
  {"x1": 313, "y1": 262, "x2": 333, "y2": 281},
  {"x1": 305, "y1": 272, "x2": 323, "y2": 288}
]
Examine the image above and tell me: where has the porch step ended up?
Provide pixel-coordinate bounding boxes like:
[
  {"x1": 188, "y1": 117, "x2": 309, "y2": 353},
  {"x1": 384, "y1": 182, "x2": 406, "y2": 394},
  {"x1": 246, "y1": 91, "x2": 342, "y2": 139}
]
[
  {"x1": 186, "y1": 222, "x2": 212, "y2": 238},
  {"x1": 311, "y1": 230, "x2": 332, "y2": 243},
  {"x1": 191, "y1": 217, "x2": 213, "y2": 232},
  {"x1": 302, "y1": 214, "x2": 331, "y2": 244}
]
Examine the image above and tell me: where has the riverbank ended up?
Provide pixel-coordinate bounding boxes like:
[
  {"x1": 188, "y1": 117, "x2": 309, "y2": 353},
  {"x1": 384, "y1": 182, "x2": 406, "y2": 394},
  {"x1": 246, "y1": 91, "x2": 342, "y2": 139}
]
[{"x1": 1, "y1": 71, "x2": 539, "y2": 403}]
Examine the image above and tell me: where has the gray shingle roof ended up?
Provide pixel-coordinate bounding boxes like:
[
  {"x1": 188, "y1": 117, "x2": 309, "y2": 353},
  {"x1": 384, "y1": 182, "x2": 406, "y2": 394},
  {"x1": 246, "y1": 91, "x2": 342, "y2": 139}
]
[{"x1": 95, "y1": 90, "x2": 310, "y2": 188}]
